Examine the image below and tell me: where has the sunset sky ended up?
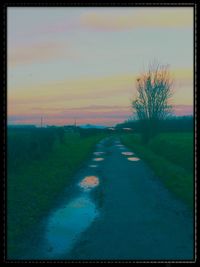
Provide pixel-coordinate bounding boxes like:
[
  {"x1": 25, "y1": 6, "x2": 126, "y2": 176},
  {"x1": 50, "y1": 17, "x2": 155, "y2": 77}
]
[{"x1": 8, "y1": 7, "x2": 193, "y2": 126}]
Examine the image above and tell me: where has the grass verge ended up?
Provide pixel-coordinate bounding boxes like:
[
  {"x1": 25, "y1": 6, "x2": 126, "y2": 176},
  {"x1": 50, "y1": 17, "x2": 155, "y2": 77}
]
[
  {"x1": 121, "y1": 133, "x2": 194, "y2": 210},
  {"x1": 7, "y1": 132, "x2": 105, "y2": 257}
]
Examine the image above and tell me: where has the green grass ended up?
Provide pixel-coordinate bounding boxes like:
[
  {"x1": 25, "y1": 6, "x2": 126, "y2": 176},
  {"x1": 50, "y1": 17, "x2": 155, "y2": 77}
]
[
  {"x1": 121, "y1": 132, "x2": 194, "y2": 210},
  {"x1": 7, "y1": 131, "x2": 105, "y2": 257},
  {"x1": 148, "y1": 133, "x2": 193, "y2": 172}
]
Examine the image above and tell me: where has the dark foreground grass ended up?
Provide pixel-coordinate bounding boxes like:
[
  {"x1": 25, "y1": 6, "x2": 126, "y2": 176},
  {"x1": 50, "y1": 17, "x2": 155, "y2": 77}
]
[
  {"x1": 7, "y1": 132, "x2": 105, "y2": 257},
  {"x1": 121, "y1": 132, "x2": 194, "y2": 210}
]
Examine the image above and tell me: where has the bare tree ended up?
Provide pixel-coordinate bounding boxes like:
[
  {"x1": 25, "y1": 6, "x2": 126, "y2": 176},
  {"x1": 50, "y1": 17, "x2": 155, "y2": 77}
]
[{"x1": 132, "y1": 62, "x2": 174, "y2": 143}]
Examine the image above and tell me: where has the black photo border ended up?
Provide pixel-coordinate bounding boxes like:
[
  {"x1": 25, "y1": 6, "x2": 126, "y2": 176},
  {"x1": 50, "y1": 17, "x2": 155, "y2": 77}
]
[{"x1": 1, "y1": 1, "x2": 197, "y2": 264}]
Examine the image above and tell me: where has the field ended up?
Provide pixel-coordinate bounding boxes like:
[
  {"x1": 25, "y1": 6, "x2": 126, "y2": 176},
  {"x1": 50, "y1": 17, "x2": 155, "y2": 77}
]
[
  {"x1": 7, "y1": 127, "x2": 105, "y2": 257},
  {"x1": 121, "y1": 132, "x2": 194, "y2": 209}
]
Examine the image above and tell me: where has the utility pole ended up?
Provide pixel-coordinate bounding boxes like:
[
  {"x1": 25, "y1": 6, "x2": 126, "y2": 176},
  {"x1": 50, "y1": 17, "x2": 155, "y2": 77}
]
[
  {"x1": 41, "y1": 116, "x2": 43, "y2": 128},
  {"x1": 74, "y1": 117, "x2": 76, "y2": 127}
]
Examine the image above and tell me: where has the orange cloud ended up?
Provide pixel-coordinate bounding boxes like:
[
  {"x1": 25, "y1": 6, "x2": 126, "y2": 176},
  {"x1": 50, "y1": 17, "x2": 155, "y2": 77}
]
[
  {"x1": 8, "y1": 68, "x2": 193, "y2": 125},
  {"x1": 8, "y1": 73, "x2": 136, "y2": 112},
  {"x1": 80, "y1": 8, "x2": 193, "y2": 31}
]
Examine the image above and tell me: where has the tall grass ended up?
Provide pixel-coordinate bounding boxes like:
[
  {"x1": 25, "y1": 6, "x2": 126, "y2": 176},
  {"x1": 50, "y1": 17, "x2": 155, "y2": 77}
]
[
  {"x1": 148, "y1": 133, "x2": 193, "y2": 172},
  {"x1": 7, "y1": 128, "x2": 105, "y2": 258}
]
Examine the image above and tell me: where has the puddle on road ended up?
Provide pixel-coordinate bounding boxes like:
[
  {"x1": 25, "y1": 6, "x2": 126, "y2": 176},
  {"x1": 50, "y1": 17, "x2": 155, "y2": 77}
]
[
  {"x1": 88, "y1": 164, "x2": 98, "y2": 168},
  {"x1": 93, "y1": 152, "x2": 105, "y2": 156},
  {"x1": 127, "y1": 157, "x2": 140, "y2": 161},
  {"x1": 116, "y1": 144, "x2": 125, "y2": 149},
  {"x1": 93, "y1": 157, "x2": 104, "y2": 162},
  {"x1": 114, "y1": 141, "x2": 121, "y2": 145},
  {"x1": 79, "y1": 176, "x2": 100, "y2": 191},
  {"x1": 121, "y1": 152, "x2": 134, "y2": 156},
  {"x1": 45, "y1": 196, "x2": 98, "y2": 258},
  {"x1": 97, "y1": 141, "x2": 104, "y2": 147}
]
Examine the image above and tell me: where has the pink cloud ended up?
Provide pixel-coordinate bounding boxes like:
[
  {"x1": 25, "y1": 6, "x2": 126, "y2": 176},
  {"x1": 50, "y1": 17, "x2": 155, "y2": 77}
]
[
  {"x1": 8, "y1": 104, "x2": 193, "y2": 126},
  {"x1": 8, "y1": 115, "x2": 125, "y2": 127},
  {"x1": 8, "y1": 41, "x2": 77, "y2": 67},
  {"x1": 8, "y1": 105, "x2": 132, "y2": 126},
  {"x1": 173, "y1": 104, "x2": 193, "y2": 116}
]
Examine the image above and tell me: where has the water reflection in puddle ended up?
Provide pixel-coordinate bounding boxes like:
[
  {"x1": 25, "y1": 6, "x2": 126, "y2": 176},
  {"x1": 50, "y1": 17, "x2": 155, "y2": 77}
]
[
  {"x1": 45, "y1": 196, "x2": 98, "y2": 257},
  {"x1": 127, "y1": 157, "x2": 140, "y2": 161},
  {"x1": 79, "y1": 176, "x2": 99, "y2": 191},
  {"x1": 93, "y1": 152, "x2": 105, "y2": 156},
  {"x1": 93, "y1": 157, "x2": 104, "y2": 161},
  {"x1": 121, "y1": 152, "x2": 134, "y2": 156},
  {"x1": 88, "y1": 164, "x2": 98, "y2": 168}
]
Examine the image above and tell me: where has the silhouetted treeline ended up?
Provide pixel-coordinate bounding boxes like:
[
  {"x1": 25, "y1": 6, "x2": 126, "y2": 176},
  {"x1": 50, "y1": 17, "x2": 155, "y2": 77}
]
[
  {"x1": 116, "y1": 116, "x2": 194, "y2": 133},
  {"x1": 8, "y1": 127, "x2": 65, "y2": 173},
  {"x1": 78, "y1": 127, "x2": 106, "y2": 138},
  {"x1": 8, "y1": 126, "x2": 108, "y2": 173}
]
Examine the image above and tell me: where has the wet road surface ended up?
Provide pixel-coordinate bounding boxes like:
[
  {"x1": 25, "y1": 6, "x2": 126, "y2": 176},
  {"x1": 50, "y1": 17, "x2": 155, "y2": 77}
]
[{"x1": 21, "y1": 137, "x2": 194, "y2": 260}]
